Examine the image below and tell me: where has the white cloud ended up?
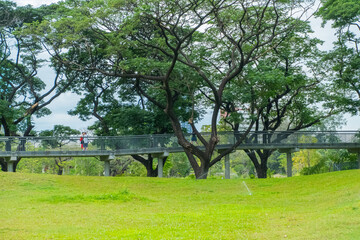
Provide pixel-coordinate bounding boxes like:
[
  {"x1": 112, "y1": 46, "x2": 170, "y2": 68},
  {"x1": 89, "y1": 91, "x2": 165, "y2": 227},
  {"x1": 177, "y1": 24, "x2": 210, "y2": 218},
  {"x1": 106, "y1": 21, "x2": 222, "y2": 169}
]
[
  {"x1": 14, "y1": 0, "x2": 59, "y2": 7},
  {"x1": 33, "y1": 92, "x2": 95, "y2": 131},
  {"x1": 34, "y1": 112, "x2": 94, "y2": 132}
]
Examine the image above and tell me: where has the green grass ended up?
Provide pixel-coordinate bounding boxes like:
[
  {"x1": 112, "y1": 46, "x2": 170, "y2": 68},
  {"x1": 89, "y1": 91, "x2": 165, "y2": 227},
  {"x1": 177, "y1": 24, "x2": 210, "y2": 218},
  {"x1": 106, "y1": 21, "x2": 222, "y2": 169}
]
[{"x1": 0, "y1": 171, "x2": 359, "y2": 239}]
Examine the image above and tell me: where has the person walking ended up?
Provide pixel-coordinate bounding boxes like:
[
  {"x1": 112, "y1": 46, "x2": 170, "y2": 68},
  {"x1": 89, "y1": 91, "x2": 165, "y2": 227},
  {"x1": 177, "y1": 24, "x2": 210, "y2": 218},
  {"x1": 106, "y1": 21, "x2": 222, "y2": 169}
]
[
  {"x1": 191, "y1": 133, "x2": 197, "y2": 144},
  {"x1": 82, "y1": 132, "x2": 89, "y2": 151},
  {"x1": 80, "y1": 136, "x2": 84, "y2": 150}
]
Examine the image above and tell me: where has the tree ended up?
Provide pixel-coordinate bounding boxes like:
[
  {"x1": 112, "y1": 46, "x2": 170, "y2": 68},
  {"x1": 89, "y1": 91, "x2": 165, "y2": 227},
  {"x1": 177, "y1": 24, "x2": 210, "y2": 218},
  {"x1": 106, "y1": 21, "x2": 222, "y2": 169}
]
[
  {"x1": 0, "y1": 2, "x2": 76, "y2": 171},
  {"x1": 54, "y1": 23, "x2": 203, "y2": 177},
  {"x1": 317, "y1": 0, "x2": 360, "y2": 116},
  {"x1": 29, "y1": 0, "x2": 318, "y2": 178},
  {"x1": 219, "y1": 20, "x2": 340, "y2": 178},
  {"x1": 39, "y1": 125, "x2": 80, "y2": 175},
  {"x1": 66, "y1": 72, "x2": 194, "y2": 177}
]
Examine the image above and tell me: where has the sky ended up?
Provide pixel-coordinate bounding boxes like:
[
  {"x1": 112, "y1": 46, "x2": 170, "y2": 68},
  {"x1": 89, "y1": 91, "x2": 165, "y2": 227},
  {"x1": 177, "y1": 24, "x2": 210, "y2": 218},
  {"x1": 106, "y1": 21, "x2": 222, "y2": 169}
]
[
  {"x1": 15, "y1": 0, "x2": 59, "y2": 6},
  {"x1": 11, "y1": 0, "x2": 360, "y2": 132}
]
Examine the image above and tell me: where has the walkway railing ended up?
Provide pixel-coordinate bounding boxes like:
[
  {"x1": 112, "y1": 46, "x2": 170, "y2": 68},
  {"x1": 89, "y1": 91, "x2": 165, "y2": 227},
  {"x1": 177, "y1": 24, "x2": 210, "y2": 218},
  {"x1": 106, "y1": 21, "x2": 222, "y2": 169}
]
[
  {"x1": 1, "y1": 131, "x2": 359, "y2": 153},
  {"x1": 1, "y1": 131, "x2": 359, "y2": 175}
]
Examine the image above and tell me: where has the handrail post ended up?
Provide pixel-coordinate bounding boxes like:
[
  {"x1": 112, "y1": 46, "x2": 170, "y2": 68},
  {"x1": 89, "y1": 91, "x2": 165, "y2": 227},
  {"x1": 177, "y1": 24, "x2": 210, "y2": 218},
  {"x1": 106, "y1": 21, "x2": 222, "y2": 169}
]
[
  {"x1": 100, "y1": 137, "x2": 106, "y2": 151},
  {"x1": 5, "y1": 138, "x2": 11, "y2": 151}
]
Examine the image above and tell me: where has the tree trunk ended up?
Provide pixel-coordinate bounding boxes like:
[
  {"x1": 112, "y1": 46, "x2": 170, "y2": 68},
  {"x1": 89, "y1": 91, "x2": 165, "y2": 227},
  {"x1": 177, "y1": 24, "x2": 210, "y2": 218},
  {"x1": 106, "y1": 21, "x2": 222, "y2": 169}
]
[
  {"x1": 184, "y1": 150, "x2": 211, "y2": 179},
  {"x1": 255, "y1": 163, "x2": 268, "y2": 178},
  {"x1": 0, "y1": 158, "x2": 7, "y2": 172},
  {"x1": 146, "y1": 163, "x2": 158, "y2": 177},
  {"x1": 245, "y1": 149, "x2": 273, "y2": 179},
  {"x1": 55, "y1": 158, "x2": 63, "y2": 175},
  {"x1": 57, "y1": 167, "x2": 63, "y2": 175},
  {"x1": 194, "y1": 166, "x2": 210, "y2": 179}
]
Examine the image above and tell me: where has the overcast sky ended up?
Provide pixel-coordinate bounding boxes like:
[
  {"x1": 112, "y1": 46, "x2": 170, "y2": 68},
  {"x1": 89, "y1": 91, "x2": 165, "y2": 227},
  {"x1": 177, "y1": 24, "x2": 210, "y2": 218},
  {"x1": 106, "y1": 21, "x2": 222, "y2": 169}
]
[
  {"x1": 12, "y1": 0, "x2": 360, "y2": 132},
  {"x1": 15, "y1": 0, "x2": 59, "y2": 7}
]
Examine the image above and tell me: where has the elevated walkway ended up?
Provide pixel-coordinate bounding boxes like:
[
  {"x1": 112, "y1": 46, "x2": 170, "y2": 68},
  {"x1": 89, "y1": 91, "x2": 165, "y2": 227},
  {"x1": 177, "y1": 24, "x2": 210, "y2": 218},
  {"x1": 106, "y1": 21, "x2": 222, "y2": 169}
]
[{"x1": 1, "y1": 131, "x2": 360, "y2": 176}]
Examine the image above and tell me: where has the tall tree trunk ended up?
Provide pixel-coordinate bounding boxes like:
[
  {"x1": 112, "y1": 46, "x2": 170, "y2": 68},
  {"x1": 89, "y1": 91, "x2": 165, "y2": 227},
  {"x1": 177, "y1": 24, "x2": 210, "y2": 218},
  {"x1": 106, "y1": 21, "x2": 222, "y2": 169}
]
[
  {"x1": 245, "y1": 149, "x2": 273, "y2": 179},
  {"x1": 56, "y1": 158, "x2": 64, "y2": 175},
  {"x1": 194, "y1": 166, "x2": 210, "y2": 179},
  {"x1": 57, "y1": 167, "x2": 63, "y2": 175},
  {"x1": 184, "y1": 151, "x2": 211, "y2": 179},
  {"x1": 256, "y1": 162, "x2": 268, "y2": 179},
  {"x1": 146, "y1": 163, "x2": 158, "y2": 177}
]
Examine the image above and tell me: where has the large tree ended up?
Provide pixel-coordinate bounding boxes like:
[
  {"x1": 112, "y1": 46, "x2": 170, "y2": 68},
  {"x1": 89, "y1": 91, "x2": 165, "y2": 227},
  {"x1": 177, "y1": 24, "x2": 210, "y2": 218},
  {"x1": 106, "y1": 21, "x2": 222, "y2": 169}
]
[
  {"x1": 66, "y1": 69, "x2": 200, "y2": 177},
  {"x1": 29, "y1": 0, "x2": 318, "y2": 178},
  {"x1": 219, "y1": 21, "x2": 341, "y2": 178},
  {"x1": 0, "y1": 2, "x2": 76, "y2": 171}
]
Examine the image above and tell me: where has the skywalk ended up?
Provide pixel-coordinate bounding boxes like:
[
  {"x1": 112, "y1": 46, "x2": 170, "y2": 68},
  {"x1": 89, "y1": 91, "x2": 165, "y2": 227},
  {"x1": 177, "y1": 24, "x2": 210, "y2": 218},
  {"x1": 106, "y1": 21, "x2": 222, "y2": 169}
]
[{"x1": 1, "y1": 131, "x2": 359, "y2": 176}]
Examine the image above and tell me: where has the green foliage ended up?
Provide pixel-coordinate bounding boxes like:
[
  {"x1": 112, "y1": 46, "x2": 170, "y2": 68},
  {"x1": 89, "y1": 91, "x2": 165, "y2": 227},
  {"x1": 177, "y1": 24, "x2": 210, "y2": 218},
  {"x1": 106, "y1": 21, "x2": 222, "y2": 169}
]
[
  {"x1": 40, "y1": 125, "x2": 80, "y2": 137},
  {"x1": 17, "y1": 157, "x2": 105, "y2": 176},
  {"x1": 16, "y1": 158, "x2": 50, "y2": 174},
  {"x1": 101, "y1": 105, "x2": 172, "y2": 135},
  {"x1": 166, "y1": 152, "x2": 191, "y2": 177},
  {"x1": 0, "y1": 1, "x2": 76, "y2": 139},
  {"x1": 301, "y1": 158, "x2": 328, "y2": 175},
  {"x1": 39, "y1": 125, "x2": 80, "y2": 149},
  {"x1": 317, "y1": 0, "x2": 360, "y2": 28},
  {"x1": 317, "y1": 0, "x2": 360, "y2": 115},
  {"x1": 71, "y1": 158, "x2": 104, "y2": 176},
  {"x1": 230, "y1": 151, "x2": 256, "y2": 178},
  {"x1": 267, "y1": 151, "x2": 285, "y2": 175},
  {"x1": 277, "y1": 148, "x2": 359, "y2": 176}
]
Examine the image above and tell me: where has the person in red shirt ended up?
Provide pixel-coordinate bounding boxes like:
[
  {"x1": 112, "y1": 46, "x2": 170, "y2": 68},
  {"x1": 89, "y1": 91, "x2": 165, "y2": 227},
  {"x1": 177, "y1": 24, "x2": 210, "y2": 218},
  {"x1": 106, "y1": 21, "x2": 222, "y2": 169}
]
[{"x1": 80, "y1": 136, "x2": 84, "y2": 150}]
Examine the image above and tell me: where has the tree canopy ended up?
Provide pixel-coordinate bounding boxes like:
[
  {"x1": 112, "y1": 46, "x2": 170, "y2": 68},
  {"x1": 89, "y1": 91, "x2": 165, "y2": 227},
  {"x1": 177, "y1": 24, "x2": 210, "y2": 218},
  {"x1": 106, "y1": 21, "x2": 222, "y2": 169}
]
[
  {"x1": 1, "y1": 0, "x2": 358, "y2": 178},
  {"x1": 317, "y1": 0, "x2": 360, "y2": 116}
]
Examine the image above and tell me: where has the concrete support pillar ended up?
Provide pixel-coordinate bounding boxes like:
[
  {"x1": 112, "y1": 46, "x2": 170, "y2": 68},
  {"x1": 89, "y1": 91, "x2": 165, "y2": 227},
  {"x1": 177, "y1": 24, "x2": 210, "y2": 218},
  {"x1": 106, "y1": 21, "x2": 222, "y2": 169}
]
[
  {"x1": 287, "y1": 152, "x2": 292, "y2": 177},
  {"x1": 7, "y1": 161, "x2": 14, "y2": 172},
  {"x1": 100, "y1": 154, "x2": 114, "y2": 177},
  {"x1": 104, "y1": 160, "x2": 110, "y2": 177},
  {"x1": 152, "y1": 152, "x2": 168, "y2": 178},
  {"x1": 6, "y1": 155, "x2": 17, "y2": 172},
  {"x1": 225, "y1": 154, "x2": 230, "y2": 179},
  {"x1": 158, "y1": 157, "x2": 163, "y2": 178}
]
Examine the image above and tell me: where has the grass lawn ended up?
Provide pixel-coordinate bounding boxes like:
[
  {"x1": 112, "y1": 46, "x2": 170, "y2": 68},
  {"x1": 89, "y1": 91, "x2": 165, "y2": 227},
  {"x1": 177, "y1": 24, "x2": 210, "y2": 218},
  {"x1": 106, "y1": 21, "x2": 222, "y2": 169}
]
[{"x1": 0, "y1": 170, "x2": 359, "y2": 239}]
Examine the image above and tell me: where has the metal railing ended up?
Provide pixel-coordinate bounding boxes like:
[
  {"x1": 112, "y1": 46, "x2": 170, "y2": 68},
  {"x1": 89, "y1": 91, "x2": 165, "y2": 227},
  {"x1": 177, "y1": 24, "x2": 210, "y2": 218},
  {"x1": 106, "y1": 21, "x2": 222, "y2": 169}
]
[{"x1": 0, "y1": 131, "x2": 359, "y2": 153}]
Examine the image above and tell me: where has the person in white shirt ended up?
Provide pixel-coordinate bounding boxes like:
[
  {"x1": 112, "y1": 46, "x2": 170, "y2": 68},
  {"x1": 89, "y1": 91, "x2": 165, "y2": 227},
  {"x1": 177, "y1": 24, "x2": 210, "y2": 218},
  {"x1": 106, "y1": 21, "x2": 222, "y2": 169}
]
[{"x1": 82, "y1": 132, "x2": 89, "y2": 151}]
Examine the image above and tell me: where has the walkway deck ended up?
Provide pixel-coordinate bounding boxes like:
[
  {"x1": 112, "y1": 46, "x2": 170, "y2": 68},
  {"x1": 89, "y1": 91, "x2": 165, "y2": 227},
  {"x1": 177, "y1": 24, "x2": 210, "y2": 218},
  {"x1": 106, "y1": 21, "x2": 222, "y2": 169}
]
[{"x1": 1, "y1": 131, "x2": 360, "y2": 176}]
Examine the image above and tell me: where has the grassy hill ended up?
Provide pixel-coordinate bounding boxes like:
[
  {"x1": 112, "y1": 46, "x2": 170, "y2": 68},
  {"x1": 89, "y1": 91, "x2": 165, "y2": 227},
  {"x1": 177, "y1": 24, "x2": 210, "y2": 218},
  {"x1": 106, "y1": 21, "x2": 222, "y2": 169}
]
[{"x1": 0, "y1": 170, "x2": 359, "y2": 239}]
